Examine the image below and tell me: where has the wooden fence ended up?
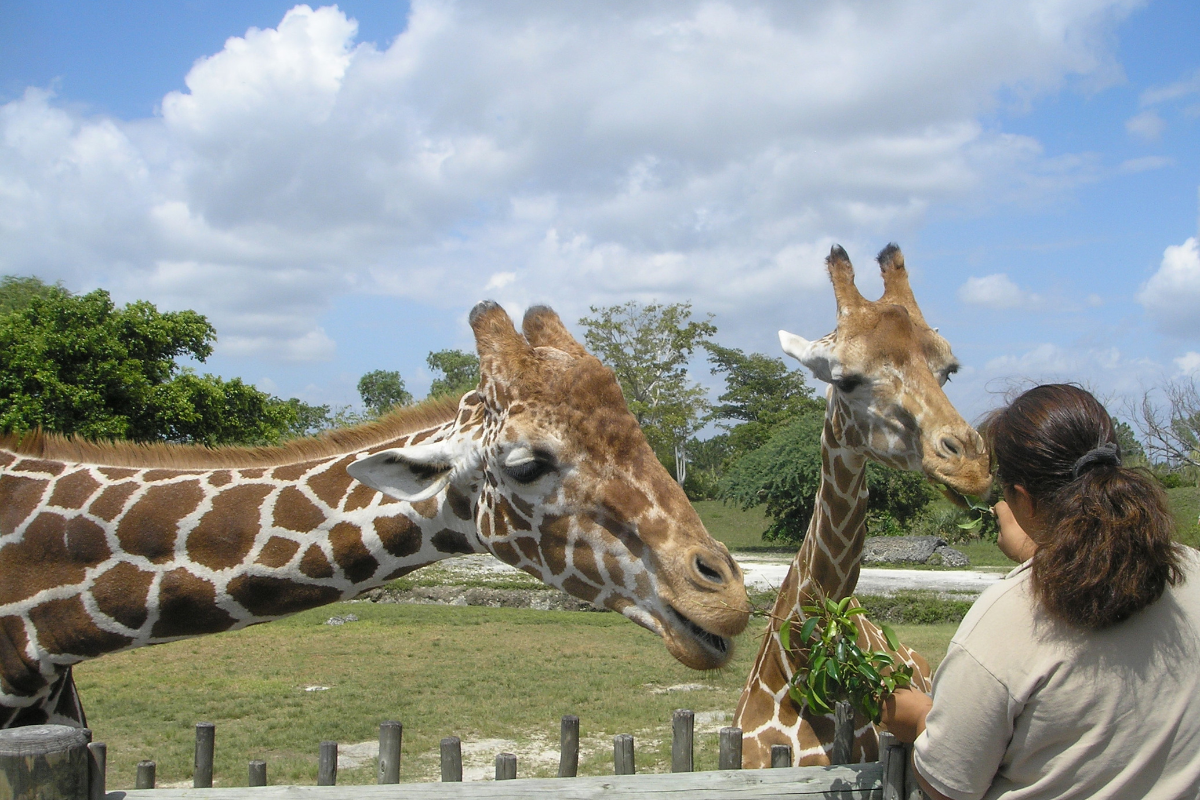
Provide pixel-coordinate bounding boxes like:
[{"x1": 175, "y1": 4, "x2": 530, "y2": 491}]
[{"x1": 0, "y1": 707, "x2": 926, "y2": 800}]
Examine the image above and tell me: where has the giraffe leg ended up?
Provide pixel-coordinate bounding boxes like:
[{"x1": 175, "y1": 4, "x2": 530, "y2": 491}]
[{"x1": 47, "y1": 667, "x2": 87, "y2": 728}]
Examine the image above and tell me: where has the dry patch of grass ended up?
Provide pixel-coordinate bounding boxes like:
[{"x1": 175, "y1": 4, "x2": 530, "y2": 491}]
[{"x1": 76, "y1": 603, "x2": 953, "y2": 789}]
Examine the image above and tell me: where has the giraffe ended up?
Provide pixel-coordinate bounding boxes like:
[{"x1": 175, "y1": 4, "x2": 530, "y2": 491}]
[
  {"x1": 0, "y1": 301, "x2": 749, "y2": 729},
  {"x1": 734, "y1": 244, "x2": 991, "y2": 768}
]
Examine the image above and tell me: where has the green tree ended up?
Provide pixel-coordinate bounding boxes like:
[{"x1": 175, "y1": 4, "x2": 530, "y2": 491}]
[
  {"x1": 1134, "y1": 378, "x2": 1200, "y2": 488},
  {"x1": 579, "y1": 301, "x2": 716, "y2": 485},
  {"x1": 276, "y1": 397, "x2": 335, "y2": 439},
  {"x1": 0, "y1": 275, "x2": 64, "y2": 316},
  {"x1": 427, "y1": 349, "x2": 480, "y2": 399},
  {"x1": 1112, "y1": 418, "x2": 1146, "y2": 466},
  {"x1": 705, "y1": 343, "x2": 822, "y2": 460},
  {"x1": 0, "y1": 287, "x2": 303, "y2": 445},
  {"x1": 682, "y1": 433, "x2": 733, "y2": 500},
  {"x1": 358, "y1": 369, "x2": 412, "y2": 416},
  {"x1": 720, "y1": 406, "x2": 937, "y2": 544}
]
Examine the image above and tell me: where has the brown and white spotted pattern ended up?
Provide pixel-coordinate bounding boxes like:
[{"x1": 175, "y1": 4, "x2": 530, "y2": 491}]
[
  {"x1": 0, "y1": 303, "x2": 749, "y2": 729},
  {"x1": 734, "y1": 245, "x2": 991, "y2": 768}
]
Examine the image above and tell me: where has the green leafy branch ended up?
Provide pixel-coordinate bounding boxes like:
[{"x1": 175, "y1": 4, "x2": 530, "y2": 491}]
[
  {"x1": 947, "y1": 491, "x2": 994, "y2": 533},
  {"x1": 781, "y1": 596, "x2": 914, "y2": 724}
]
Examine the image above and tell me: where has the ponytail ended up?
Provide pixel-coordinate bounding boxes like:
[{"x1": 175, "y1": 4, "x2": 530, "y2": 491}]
[{"x1": 983, "y1": 384, "x2": 1184, "y2": 629}]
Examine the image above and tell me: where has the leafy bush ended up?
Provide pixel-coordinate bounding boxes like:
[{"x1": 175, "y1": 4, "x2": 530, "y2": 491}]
[
  {"x1": 720, "y1": 407, "x2": 938, "y2": 544},
  {"x1": 1155, "y1": 470, "x2": 1185, "y2": 489},
  {"x1": 908, "y1": 502, "x2": 999, "y2": 544},
  {"x1": 784, "y1": 597, "x2": 913, "y2": 723}
]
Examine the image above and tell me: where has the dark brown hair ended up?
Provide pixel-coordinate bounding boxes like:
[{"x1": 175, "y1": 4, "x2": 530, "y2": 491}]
[{"x1": 981, "y1": 384, "x2": 1183, "y2": 629}]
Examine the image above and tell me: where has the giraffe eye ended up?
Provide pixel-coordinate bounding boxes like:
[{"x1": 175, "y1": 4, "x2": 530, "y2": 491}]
[
  {"x1": 502, "y1": 458, "x2": 554, "y2": 484},
  {"x1": 834, "y1": 375, "x2": 864, "y2": 393}
]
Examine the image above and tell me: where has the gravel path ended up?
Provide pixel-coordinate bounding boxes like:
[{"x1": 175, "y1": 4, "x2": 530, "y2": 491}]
[
  {"x1": 399, "y1": 553, "x2": 1006, "y2": 599},
  {"x1": 734, "y1": 554, "x2": 1006, "y2": 595}
]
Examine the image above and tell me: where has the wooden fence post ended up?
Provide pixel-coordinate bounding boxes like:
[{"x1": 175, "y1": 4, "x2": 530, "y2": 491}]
[
  {"x1": 136, "y1": 760, "x2": 156, "y2": 789},
  {"x1": 378, "y1": 721, "x2": 402, "y2": 784},
  {"x1": 718, "y1": 727, "x2": 742, "y2": 770},
  {"x1": 671, "y1": 709, "x2": 694, "y2": 772},
  {"x1": 194, "y1": 722, "x2": 215, "y2": 788},
  {"x1": 0, "y1": 725, "x2": 90, "y2": 799},
  {"x1": 831, "y1": 701, "x2": 854, "y2": 764},
  {"x1": 317, "y1": 741, "x2": 337, "y2": 786},
  {"x1": 440, "y1": 737, "x2": 462, "y2": 782},
  {"x1": 248, "y1": 760, "x2": 267, "y2": 787},
  {"x1": 558, "y1": 715, "x2": 579, "y2": 778},
  {"x1": 903, "y1": 742, "x2": 929, "y2": 800},
  {"x1": 878, "y1": 731, "x2": 906, "y2": 800},
  {"x1": 495, "y1": 752, "x2": 517, "y2": 780},
  {"x1": 612, "y1": 734, "x2": 635, "y2": 775},
  {"x1": 770, "y1": 743, "x2": 792, "y2": 768},
  {"x1": 87, "y1": 741, "x2": 106, "y2": 800}
]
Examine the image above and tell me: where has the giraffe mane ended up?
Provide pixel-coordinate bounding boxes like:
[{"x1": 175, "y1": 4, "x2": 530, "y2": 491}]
[{"x1": 0, "y1": 395, "x2": 464, "y2": 469}]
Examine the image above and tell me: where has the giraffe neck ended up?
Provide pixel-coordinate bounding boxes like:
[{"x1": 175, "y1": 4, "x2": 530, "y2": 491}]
[
  {"x1": 0, "y1": 403, "x2": 483, "y2": 722},
  {"x1": 780, "y1": 397, "x2": 869, "y2": 615},
  {"x1": 733, "y1": 398, "x2": 881, "y2": 766}
]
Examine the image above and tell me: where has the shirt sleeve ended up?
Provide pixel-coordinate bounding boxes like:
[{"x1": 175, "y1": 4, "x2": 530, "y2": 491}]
[{"x1": 912, "y1": 642, "x2": 1018, "y2": 800}]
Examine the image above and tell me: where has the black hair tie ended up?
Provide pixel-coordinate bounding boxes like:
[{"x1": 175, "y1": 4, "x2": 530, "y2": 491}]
[{"x1": 1071, "y1": 442, "x2": 1121, "y2": 480}]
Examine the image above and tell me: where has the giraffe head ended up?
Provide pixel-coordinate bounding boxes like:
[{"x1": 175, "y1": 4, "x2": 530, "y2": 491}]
[
  {"x1": 779, "y1": 244, "x2": 990, "y2": 498},
  {"x1": 348, "y1": 302, "x2": 749, "y2": 669}
]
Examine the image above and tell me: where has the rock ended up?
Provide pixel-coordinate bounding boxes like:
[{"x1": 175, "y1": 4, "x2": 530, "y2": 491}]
[
  {"x1": 930, "y1": 545, "x2": 970, "y2": 567},
  {"x1": 359, "y1": 585, "x2": 603, "y2": 612},
  {"x1": 862, "y1": 536, "x2": 961, "y2": 566}
]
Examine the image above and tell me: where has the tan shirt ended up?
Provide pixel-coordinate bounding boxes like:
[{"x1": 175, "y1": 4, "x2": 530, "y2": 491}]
[{"x1": 913, "y1": 548, "x2": 1200, "y2": 800}]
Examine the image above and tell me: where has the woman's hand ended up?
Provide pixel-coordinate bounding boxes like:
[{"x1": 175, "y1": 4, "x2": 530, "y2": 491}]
[
  {"x1": 878, "y1": 687, "x2": 932, "y2": 744},
  {"x1": 994, "y1": 500, "x2": 1037, "y2": 564}
]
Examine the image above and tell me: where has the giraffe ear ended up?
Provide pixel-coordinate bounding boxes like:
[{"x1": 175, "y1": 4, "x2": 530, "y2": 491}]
[
  {"x1": 470, "y1": 300, "x2": 536, "y2": 387},
  {"x1": 522, "y1": 305, "x2": 588, "y2": 358},
  {"x1": 347, "y1": 441, "x2": 466, "y2": 503},
  {"x1": 779, "y1": 330, "x2": 836, "y2": 384}
]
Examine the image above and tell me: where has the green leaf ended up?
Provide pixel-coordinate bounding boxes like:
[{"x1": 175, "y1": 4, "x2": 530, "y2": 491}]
[
  {"x1": 799, "y1": 616, "x2": 820, "y2": 644},
  {"x1": 845, "y1": 606, "x2": 868, "y2": 616},
  {"x1": 779, "y1": 620, "x2": 791, "y2": 653},
  {"x1": 880, "y1": 623, "x2": 901, "y2": 653},
  {"x1": 837, "y1": 597, "x2": 852, "y2": 614}
]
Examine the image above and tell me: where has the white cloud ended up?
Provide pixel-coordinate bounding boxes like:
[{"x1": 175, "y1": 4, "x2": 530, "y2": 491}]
[
  {"x1": 0, "y1": 0, "x2": 1139, "y2": 360},
  {"x1": 1175, "y1": 352, "x2": 1200, "y2": 376},
  {"x1": 1117, "y1": 155, "x2": 1172, "y2": 174},
  {"x1": 1138, "y1": 237, "x2": 1200, "y2": 338},
  {"x1": 1140, "y1": 68, "x2": 1200, "y2": 107},
  {"x1": 957, "y1": 273, "x2": 1040, "y2": 309},
  {"x1": 484, "y1": 272, "x2": 516, "y2": 291},
  {"x1": 1125, "y1": 109, "x2": 1165, "y2": 141}
]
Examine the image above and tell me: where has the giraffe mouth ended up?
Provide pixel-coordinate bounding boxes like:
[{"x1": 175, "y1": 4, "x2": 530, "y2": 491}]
[{"x1": 668, "y1": 606, "x2": 731, "y2": 659}]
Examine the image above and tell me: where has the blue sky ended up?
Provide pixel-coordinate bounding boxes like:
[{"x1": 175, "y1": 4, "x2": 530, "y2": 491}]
[{"x1": 1, "y1": 1, "x2": 1198, "y2": 426}]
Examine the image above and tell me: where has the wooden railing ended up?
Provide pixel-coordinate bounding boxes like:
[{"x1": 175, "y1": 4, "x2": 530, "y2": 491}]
[{"x1": 0, "y1": 707, "x2": 926, "y2": 800}]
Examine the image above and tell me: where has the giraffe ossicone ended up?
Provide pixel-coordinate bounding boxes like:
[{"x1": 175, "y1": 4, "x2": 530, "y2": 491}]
[
  {"x1": 735, "y1": 244, "x2": 991, "y2": 768},
  {"x1": 0, "y1": 301, "x2": 749, "y2": 729}
]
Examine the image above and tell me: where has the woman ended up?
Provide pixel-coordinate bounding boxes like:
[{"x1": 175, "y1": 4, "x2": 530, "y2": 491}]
[{"x1": 881, "y1": 384, "x2": 1200, "y2": 800}]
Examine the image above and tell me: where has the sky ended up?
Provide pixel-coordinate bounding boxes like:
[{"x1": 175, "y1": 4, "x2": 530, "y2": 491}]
[{"x1": 1, "y1": 0, "x2": 1198, "y2": 428}]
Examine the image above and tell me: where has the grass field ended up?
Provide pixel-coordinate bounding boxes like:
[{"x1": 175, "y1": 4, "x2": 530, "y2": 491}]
[
  {"x1": 698, "y1": 488, "x2": 1200, "y2": 562},
  {"x1": 76, "y1": 603, "x2": 955, "y2": 789},
  {"x1": 1167, "y1": 486, "x2": 1200, "y2": 548}
]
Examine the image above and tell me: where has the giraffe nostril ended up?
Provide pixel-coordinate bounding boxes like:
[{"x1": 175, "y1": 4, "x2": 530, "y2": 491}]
[
  {"x1": 694, "y1": 555, "x2": 725, "y2": 585},
  {"x1": 941, "y1": 436, "x2": 963, "y2": 458}
]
